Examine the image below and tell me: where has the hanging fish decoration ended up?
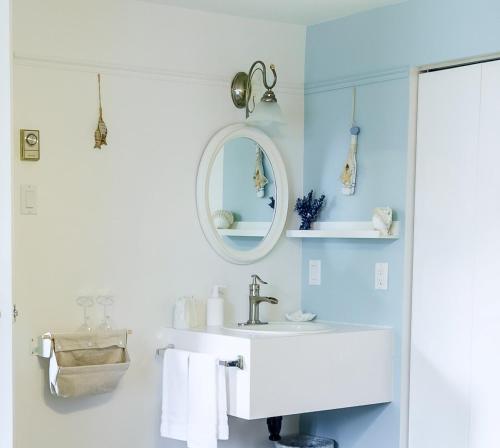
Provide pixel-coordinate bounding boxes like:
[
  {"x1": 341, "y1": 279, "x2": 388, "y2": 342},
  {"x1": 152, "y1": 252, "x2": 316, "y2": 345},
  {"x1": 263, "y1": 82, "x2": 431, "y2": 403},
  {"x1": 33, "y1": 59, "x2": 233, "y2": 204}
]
[
  {"x1": 253, "y1": 145, "x2": 268, "y2": 197},
  {"x1": 340, "y1": 87, "x2": 360, "y2": 195},
  {"x1": 94, "y1": 73, "x2": 108, "y2": 149}
]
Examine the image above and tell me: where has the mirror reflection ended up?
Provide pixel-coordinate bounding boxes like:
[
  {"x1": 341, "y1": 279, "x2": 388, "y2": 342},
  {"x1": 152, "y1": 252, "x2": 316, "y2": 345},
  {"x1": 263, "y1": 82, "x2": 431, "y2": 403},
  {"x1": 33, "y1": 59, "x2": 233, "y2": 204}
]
[{"x1": 208, "y1": 137, "x2": 276, "y2": 251}]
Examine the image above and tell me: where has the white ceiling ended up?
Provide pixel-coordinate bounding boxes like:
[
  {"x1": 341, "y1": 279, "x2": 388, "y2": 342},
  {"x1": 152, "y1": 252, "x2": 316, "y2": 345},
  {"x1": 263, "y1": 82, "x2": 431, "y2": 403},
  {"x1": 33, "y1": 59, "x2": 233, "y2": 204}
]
[{"x1": 144, "y1": 0, "x2": 404, "y2": 25}]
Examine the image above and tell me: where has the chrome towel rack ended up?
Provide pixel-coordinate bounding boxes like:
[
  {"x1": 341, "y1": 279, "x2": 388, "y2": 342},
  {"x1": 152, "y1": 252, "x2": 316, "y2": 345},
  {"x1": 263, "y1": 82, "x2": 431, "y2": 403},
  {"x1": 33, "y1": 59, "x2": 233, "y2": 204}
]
[{"x1": 155, "y1": 344, "x2": 244, "y2": 370}]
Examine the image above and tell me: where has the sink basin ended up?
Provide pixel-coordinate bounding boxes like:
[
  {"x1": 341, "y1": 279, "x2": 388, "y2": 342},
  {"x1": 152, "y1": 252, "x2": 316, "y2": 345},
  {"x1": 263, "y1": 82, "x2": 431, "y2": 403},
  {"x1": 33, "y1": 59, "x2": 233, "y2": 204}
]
[{"x1": 223, "y1": 321, "x2": 335, "y2": 335}]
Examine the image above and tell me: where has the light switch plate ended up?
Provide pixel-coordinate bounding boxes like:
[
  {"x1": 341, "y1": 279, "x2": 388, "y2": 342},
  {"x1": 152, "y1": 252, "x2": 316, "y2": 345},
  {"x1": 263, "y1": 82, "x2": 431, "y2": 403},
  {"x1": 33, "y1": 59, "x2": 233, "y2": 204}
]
[
  {"x1": 21, "y1": 185, "x2": 37, "y2": 215},
  {"x1": 309, "y1": 259, "x2": 321, "y2": 286}
]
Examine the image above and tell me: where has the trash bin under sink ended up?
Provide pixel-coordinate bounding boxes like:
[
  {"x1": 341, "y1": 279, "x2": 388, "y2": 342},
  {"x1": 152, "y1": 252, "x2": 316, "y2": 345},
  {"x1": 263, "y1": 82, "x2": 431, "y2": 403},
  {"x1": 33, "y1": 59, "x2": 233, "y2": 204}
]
[{"x1": 274, "y1": 434, "x2": 335, "y2": 448}]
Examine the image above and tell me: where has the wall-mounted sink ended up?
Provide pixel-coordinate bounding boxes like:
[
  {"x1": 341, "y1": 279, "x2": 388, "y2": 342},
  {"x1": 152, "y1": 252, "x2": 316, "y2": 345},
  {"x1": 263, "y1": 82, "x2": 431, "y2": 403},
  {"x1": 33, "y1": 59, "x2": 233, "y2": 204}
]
[
  {"x1": 223, "y1": 321, "x2": 335, "y2": 335},
  {"x1": 163, "y1": 323, "x2": 393, "y2": 419}
]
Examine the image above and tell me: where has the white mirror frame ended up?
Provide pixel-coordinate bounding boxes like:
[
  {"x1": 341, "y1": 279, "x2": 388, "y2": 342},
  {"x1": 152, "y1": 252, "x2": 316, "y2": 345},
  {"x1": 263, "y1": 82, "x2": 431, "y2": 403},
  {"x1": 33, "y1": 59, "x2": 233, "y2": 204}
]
[{"x1": 196, "y1": 124, "x2": 289, "y2": 265}]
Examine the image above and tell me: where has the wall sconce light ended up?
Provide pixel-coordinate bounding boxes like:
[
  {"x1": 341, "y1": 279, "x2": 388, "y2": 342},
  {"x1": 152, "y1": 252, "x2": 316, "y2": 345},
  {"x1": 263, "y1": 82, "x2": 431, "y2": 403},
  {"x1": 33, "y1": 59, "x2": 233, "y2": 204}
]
[{"x1": 230, "y1": 61, "x2": 285, "y2": 125}]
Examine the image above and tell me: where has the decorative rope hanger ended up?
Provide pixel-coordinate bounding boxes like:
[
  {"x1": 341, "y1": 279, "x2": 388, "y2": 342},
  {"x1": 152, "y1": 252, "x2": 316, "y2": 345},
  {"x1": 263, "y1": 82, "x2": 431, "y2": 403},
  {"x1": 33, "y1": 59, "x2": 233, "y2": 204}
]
[
  {"x1": 94, "y1": 73, "x2": 108, "y2": 149},
  {"x1": 340, "y1": 87, "x2": 361, "y2": 195}
]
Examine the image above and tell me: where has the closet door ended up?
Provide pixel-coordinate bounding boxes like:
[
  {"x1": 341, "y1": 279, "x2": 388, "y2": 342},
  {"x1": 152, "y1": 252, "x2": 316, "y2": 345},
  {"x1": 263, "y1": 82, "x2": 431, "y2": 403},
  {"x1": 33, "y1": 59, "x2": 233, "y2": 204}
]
[
  {"x1": 409, "y1": 65, "x2": 482, "y2": 448},
  {"x1": 468, "y1": 60, "x2": 500, "y2": 448}
]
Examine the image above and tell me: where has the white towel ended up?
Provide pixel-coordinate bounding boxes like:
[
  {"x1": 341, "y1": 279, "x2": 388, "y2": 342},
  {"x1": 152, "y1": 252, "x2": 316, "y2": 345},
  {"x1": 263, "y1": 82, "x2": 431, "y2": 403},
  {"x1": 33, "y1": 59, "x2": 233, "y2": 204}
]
[
  {"x1": 217, "y1": 364, "x2": 229, "y2": 440},
  {"x1": 187, "y1": 353, "x2": 229, "y2": 448},
  {"x1": 161, "y1": 350, "x2": 229, "y2": 447},
  {"x1": 161, "y1": 349, "x2": 190, "y2": 440}
]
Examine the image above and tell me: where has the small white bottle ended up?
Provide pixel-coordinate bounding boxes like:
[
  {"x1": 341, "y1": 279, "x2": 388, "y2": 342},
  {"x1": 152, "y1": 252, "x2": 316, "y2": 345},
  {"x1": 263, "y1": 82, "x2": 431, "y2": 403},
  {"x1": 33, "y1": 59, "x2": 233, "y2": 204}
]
[{"x1": 206, "y1": 285, "x2": 225, "y2": 327}]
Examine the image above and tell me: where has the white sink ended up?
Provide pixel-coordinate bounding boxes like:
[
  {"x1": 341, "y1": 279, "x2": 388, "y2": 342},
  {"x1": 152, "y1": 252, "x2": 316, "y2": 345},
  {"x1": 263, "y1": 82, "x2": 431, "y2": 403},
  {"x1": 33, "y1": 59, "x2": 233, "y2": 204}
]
[
  {"x1": 223, "y1": 321, "x2": 334, "y2": 335},
  {"x1": 164, "y1": 323, "x2": 393, "y2": 419}
]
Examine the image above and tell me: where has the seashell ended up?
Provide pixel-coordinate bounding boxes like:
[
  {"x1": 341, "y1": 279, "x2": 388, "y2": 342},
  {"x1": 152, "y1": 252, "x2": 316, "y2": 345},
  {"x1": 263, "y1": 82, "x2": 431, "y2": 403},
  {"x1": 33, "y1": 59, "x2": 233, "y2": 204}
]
[
  {"x1": 372, "y1": 207, "x2": 393, "y2": 236},
  {"x1": 212, "y1": 210, "x2": 234, "y2": 229}
]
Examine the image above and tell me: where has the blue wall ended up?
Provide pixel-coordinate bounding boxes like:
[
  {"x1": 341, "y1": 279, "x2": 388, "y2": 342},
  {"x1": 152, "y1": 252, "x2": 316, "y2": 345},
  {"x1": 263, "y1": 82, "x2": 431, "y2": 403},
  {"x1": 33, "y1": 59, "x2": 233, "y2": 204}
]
[
  {"x1": 221, "y1": 137, "x2": 275, "y2": 251},
  {"x1": 306, "y1": 0, "x2": 500, "y2": 85},
  {"x1": 223, "y1": 137, "x2": 275, "y2": 222},
  {"x1": 302, "y1": 1, "x2": 500, "y2": 447}
]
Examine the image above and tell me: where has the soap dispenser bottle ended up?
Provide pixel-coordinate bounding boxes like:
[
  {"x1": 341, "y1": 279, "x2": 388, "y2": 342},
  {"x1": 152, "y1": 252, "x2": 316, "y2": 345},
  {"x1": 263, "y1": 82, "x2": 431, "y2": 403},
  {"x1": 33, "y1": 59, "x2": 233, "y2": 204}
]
[{"x1": 207, "y1": 285, "x2": 225, "y2": 327}]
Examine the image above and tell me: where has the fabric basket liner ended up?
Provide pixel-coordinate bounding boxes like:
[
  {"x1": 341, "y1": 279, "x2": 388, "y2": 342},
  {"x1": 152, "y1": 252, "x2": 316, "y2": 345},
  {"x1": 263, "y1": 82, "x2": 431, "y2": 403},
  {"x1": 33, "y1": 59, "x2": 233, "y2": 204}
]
[{"x1": 49, "y1": 329, "x2": 130, "y2": 398}]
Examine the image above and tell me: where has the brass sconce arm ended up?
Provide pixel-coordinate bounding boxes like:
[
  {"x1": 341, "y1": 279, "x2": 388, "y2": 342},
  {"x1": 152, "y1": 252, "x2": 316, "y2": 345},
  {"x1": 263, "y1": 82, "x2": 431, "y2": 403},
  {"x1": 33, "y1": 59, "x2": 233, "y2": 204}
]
[
  {"x1": 248, "y1": 60, "x2": 277, "y2": 91},
  {"x1": 231, "y1": 60, "x2": 278, "y2": 118}
]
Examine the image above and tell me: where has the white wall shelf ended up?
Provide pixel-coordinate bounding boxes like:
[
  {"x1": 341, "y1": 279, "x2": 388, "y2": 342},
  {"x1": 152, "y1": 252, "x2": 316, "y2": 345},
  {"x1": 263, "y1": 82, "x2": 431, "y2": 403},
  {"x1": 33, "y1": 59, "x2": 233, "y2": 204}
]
[
  {"x1": 286, "y1": 221, "x2": 400, "y2": 239},
  {"x1": 217, "y1": 221, "x2": 270, "y2": 238}
]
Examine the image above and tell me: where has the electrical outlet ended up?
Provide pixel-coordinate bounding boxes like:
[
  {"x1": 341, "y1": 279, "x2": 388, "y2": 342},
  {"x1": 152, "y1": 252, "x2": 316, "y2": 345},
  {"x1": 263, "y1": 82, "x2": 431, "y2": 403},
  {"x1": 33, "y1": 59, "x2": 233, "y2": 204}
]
[
  {"x1": 309, "y1": 260, "x2": 321, "y2": 286},
  {"x1": 375, "y1": 262, "x2": 388, "y2": 290}
]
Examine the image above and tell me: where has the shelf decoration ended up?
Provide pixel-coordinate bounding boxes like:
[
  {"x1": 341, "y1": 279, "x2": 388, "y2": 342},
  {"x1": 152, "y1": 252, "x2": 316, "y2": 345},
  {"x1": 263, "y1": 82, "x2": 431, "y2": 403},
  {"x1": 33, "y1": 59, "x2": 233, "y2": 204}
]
[
  {"x1": 340, "y1": 87, "x2": 360, "y2": 195},
  {"x1": 212, "y1": 210, "x2": 234, "y2": 229},
  {"x1": 94, "y1": 73, "x2": 108, "y2": 149},
  {"x1": 372, "y1": 207, "x2": 393, "y2": 236},
  {"x1": 294, "y1": 190, "x2": 326, "y2": 230},
  {"x1": 268, "y1": 196, "x2": 275, "y2": 209}
]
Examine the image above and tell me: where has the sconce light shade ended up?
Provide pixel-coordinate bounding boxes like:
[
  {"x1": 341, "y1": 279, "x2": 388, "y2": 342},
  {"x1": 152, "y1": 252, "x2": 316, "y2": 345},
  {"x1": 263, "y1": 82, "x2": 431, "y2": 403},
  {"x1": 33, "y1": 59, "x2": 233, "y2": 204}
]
[
  {"x1": 231, "y1": 61, "x2": 285, "y2": 125},
  {"x1": 247, "y1": 98, "x2": 285, "y2": 125}
]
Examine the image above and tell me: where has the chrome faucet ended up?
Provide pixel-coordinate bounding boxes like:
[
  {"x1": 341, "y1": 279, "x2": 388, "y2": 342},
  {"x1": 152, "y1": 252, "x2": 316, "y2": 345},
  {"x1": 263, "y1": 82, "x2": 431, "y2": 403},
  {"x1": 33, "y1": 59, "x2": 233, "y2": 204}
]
[{"x1": 241, "y1": 275, "x2": 278, "y2": 325}]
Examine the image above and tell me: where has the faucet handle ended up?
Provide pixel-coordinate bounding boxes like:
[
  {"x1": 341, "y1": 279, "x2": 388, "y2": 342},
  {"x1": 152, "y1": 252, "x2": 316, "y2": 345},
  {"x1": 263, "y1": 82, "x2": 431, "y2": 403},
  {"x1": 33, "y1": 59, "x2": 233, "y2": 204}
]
[{"x1": 251, "y1": 274, "x2": 268, "y2": 285}]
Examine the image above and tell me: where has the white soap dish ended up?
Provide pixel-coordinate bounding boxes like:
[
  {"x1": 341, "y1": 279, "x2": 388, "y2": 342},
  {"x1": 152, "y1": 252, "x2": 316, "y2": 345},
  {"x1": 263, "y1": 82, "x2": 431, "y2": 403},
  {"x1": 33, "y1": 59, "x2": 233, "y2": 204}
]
[{"x1": 285, "y1": 310, "x2": 317, "y2": 322}]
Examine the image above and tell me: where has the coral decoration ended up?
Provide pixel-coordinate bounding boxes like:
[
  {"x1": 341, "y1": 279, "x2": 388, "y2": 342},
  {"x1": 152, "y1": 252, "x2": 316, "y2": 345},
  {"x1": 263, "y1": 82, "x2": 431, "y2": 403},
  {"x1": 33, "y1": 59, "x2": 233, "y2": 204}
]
[{"x1": 294, "y1": 190, "x2": 326, "y2": 230}]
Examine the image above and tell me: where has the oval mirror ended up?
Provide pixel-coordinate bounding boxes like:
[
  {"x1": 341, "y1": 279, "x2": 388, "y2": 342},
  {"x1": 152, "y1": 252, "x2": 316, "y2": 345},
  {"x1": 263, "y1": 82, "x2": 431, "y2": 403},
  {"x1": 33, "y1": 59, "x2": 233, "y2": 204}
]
[{"x1": 196, "y1": 124, "x2": 288, "y2": 264}]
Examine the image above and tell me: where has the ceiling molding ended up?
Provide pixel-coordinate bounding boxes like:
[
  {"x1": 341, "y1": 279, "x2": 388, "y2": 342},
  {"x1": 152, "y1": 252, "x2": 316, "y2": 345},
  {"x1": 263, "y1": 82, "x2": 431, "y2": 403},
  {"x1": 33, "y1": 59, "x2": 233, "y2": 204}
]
[
  {"x1": 305, "y1": 66, "x2": 409, "y2": 95},
  {"x1": 13, "y1": 53, "x2": 303, "y2": 95}
]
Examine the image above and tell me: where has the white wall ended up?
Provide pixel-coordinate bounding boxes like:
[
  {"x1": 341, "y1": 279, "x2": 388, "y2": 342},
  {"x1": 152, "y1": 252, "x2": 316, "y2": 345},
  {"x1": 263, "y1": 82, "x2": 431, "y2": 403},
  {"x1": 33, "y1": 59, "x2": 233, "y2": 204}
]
[
  {"x1": 12, "y1": 1, "x2": 305, "y2": 447},
  {"x1": 0, "y1": 0, "x2": 13, "y2": 447}
]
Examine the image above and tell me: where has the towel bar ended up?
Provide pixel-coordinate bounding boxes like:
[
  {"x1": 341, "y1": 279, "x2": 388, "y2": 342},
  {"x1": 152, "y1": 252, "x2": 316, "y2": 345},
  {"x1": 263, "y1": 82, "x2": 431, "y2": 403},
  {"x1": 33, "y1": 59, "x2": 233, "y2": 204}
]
[{"x1": 155, "y1": 344, "x2": 244, "y2": 370}]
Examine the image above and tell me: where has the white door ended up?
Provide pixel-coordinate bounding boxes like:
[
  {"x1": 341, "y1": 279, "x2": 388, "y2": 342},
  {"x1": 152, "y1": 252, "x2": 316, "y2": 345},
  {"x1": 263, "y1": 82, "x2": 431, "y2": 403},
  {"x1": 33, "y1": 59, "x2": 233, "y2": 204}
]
[
  {"x1": 467, "y1": 60, "x2": 500, "y2": 448},
  {"x1": 410, "y1": 60, "x2": 500, "y2": 448},
  {"x1": 0, "y1": 0, "x2": 13, "y2": 446}
]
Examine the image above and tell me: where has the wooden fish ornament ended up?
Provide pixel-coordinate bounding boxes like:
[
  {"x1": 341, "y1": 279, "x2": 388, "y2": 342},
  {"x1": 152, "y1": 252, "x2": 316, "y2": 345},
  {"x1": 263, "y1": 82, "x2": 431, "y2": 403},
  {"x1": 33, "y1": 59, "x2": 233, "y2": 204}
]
[
  {"x1": 94, "y1": 73, "x2": 108, "y2": 149},
  {"x1": 340, "y1": 125, "x2": 360, "y2": 194},
  {"x1": 340, "y1": 88, "x2": 360, "y2": 195},
  {"x1": 253, "y1": 146, "x2": 268, "y2": 197}
]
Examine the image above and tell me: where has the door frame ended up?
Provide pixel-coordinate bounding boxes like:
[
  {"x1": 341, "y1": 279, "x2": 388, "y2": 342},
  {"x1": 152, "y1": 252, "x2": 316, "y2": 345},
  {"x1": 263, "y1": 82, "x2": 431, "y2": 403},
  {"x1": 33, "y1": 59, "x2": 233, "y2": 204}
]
[
  {"x1": 399, "y1": 67, "x2": 419, "y2": 448},
  {"x1": 0, "y1": 0, "x2": 13, "y2": 447}
]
